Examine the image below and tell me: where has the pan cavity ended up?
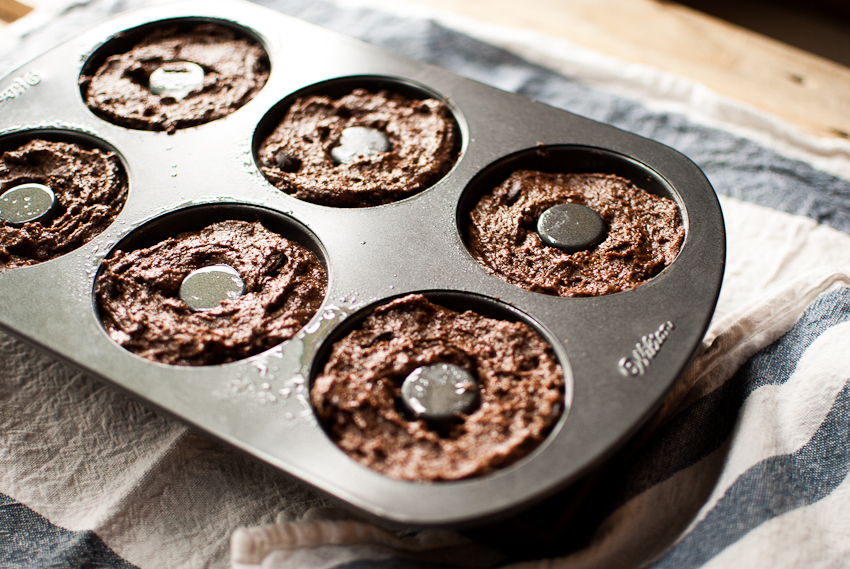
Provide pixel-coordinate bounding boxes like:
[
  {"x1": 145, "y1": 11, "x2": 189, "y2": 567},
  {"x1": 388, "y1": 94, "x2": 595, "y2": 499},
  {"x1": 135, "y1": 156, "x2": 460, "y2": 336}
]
[
  {"x1": 93, "y1": 204, "x2": 327, "y2": 366},
  {"x1": 254, "y1": 76, "x2": 463, "y2": 207},
  {"x1": 458, "y1": 145, "x2": 686, "y2": 298}
]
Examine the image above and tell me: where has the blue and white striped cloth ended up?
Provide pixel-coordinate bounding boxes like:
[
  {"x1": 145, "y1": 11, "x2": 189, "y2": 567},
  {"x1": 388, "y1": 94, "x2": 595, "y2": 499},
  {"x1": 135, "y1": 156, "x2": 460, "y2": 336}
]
[{"x1": 2, "y1": 1, "x2": 850, "y2": 567}]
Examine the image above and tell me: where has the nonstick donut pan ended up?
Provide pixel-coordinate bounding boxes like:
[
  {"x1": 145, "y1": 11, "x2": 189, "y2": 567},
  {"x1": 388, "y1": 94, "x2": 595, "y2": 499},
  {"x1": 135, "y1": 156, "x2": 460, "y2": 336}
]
[{"x1": 0, "y1": 0, "x2": 725, "y2": 526}]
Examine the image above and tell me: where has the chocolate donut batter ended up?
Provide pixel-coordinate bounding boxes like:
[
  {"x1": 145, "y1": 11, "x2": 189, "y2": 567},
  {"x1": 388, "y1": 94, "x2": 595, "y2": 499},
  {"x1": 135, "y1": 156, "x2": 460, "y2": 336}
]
[
  {"x1": 96, "y1": 220, "x2": 326, "y2": 366},
  {"x1": 468, "y1": 171, "x2": 684, "y2": 297},
  {"x1": 81, "y1": 23, "x2": 269, "y2": 133},
  {"x1": 258, "y1": 89, "x2": 458, "y2": 207},
  {"x1": 0, "y1": 139, "x2": 127, "y2": 269},
  {"x1": 312, "y1": 294, "x2": 564, "y2": 481}
]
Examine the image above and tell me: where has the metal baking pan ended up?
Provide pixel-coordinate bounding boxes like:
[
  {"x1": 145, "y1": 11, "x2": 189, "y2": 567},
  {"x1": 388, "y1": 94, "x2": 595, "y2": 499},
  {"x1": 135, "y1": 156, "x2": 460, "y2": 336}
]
[{"x1": 0, "y1": 0, "x2": 724, "y2": 526}]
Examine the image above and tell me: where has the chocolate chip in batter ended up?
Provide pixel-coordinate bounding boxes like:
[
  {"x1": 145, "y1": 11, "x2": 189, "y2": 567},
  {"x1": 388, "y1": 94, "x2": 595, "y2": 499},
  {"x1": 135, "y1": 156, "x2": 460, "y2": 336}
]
[{"x1": 275, "y1": 151, "x2": 301, "y2": 173}]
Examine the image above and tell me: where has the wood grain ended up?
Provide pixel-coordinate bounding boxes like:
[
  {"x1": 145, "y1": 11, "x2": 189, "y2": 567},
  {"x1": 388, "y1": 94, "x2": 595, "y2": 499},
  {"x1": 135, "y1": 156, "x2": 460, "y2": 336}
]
[
  {"x1": 405, "y1": 0, "x2": 850, "y2": 140},
  {"x1": 0, "y1": 0, "x2": 31, "y2": 24}
]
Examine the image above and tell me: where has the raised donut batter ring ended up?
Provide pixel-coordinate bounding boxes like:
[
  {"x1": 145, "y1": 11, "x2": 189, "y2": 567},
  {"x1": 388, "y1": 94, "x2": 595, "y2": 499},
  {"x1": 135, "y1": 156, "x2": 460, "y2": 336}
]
[
  {"x1": 258, "y1": 89, "x2": 458, "y2": 207},
  {"x1": 81, "y1": 23, "x2": 269, "y2": 133},
  {"x1": 96, "y1": 220, "x2": 326, "y2": 366},
  {"x1": 312, "y1": 294, "x2": 564, "y2": 481},
  {"x1": 468, "y1": 170, "x2": 684, "y2": 297},
  {"x1": 0, "y1": 139, "x2": 127, "y2": 269}
]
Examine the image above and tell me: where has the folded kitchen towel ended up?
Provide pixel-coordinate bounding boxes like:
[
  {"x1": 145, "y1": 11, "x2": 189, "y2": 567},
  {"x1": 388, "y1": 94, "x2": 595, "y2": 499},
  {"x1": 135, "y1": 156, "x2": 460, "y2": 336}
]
[{"x1": 1, "y1": 0, "x2": 850, "y2": 568}]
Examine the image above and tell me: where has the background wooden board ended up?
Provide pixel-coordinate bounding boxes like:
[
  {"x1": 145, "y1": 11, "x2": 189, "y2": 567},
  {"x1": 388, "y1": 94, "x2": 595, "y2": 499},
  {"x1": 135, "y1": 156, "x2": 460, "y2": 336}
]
[
  {"x1": 0, "y1": 0, "x2": 31, "y2": 25},
  {"x1": 405, "y1": 0, "x2": 850, "y2": 141}
]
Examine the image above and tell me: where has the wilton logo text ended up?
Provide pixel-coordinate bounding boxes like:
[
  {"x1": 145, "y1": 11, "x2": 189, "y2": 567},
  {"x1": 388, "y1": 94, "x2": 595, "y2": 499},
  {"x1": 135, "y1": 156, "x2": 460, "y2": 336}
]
[
  {"x1": 0, "y1": 72, "x2": 41, "y2": 105},
  {"x1": 618, "y1": 321, "x2": 675, "y2": 376}
]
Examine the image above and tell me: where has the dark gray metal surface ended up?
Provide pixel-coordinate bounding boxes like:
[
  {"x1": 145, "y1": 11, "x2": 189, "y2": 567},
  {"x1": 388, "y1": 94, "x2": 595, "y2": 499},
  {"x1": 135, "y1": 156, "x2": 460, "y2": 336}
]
[
  {"x1": 537, "y1": 203, "x2": 607, "y2": 253},
  {"x1": 0, "y1": 0, "x2": 724, "y2": 527},
  {"x1": 401, "y1": 363, "x2": 480, "y2": 424}
]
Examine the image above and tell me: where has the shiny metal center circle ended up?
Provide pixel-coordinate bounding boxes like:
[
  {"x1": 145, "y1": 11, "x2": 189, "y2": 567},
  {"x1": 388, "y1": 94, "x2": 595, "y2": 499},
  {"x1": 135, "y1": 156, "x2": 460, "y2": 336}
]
[
  {"x1": 537, "y1": 202, "x2": 607, "y2": 253},
  {"x1": 0, "y1": 183, "x2": 56, "y2": 225},
  {"x1": 330, "y1": 126, "x2": 391, "y2": 165},
  {"x1": 149, "y1": 61, "x2": 205, "y2": 100},
  {"x1": 401, "y1": 363, "x2": 480, "y2": 424},
  {"x1": 179, "y1": 264, "x2": 246, "y2": 312}
]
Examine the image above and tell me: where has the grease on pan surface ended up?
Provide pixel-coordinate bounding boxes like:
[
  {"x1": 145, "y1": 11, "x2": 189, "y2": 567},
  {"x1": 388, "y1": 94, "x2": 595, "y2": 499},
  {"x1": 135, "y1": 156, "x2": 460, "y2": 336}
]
[
  {"x1": 468, "y1": 171, "x2": 684, "y2": 297},
  {"x1": 0, "y1": 139, "x2": 128, "y2": 269},
  {"x1": 81, "y1": 23, "x2": 269, "y2": 132},
  {"x1": 95, "y1": 220, "x2": 326, "y2": 366},
  {"x1": 312, "y1": 294, "x2": 564, "y2": 481},
  {"x1": 258, "y1": 89, "x2": 458, "y2": 207}
]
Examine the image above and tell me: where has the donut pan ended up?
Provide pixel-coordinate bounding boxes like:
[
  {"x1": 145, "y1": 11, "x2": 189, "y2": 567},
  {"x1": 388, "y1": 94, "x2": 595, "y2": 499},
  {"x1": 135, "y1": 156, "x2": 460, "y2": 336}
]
[{"x1": 0, "y1": 0, "x2": 725, "y2": 526}]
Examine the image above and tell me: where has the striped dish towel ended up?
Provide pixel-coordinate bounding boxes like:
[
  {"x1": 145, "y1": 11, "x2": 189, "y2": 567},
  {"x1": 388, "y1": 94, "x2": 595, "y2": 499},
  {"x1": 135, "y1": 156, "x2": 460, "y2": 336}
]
[
  {"x1": 231, "y1": 272, "x2": 850, "y2": 569},
  {"x1": 1, "y1": 0, "x2": 850, "y2": 567}
]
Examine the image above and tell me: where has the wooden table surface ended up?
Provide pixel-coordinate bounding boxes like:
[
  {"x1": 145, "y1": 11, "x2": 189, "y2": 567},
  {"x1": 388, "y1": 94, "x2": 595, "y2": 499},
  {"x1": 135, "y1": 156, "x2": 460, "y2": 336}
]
[
  {"x1": 405, "y1": 0, "x2": 850, "y2": 142},
  {"x1": 2, "y1": 0, "x2": 849, "y2": 141},
  {"x1": 0, "y1": 0, "x2": 29, "y2": 25}
]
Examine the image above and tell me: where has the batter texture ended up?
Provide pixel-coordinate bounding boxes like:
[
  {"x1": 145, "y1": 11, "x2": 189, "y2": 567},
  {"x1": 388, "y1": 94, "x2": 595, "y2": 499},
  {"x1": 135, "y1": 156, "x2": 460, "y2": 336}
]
[
  {"x1": 81, "y1": 23, "x2": 269, "y2": 133},
  {"x1": 96, "y1": 220, "x2": 326, "y2": 366},
  {"x1": 258, "y1": 89, "x2": 458, "y2": 207},
  {"x1": 0, "y1": 139, "x2": 127, "y2": 269},
  {"x1": 468, "y1": 171, "x2": 684, "y2": 297},
  {"x1": 311, "y1": 294, "x2": 564, "y2": 481}
]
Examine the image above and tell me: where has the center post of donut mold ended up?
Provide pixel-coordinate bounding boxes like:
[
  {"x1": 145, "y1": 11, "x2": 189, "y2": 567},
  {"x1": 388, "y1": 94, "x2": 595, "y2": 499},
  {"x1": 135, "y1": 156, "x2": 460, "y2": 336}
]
[{"x1": 178, "y1": 264, "x2": 246, "y2": 312}]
